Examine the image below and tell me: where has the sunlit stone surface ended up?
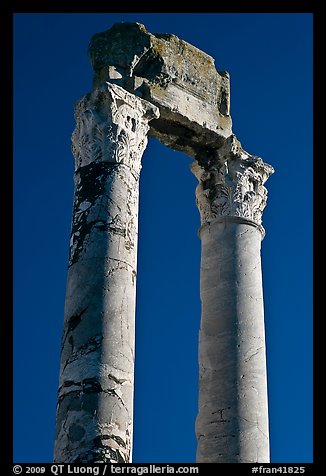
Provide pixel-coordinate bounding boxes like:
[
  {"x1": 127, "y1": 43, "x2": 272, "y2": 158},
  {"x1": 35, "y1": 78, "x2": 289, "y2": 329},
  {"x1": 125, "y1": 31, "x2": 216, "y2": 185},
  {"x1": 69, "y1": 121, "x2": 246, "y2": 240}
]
[{"x1": 54, "y1": 22, "x2": 273, "y2": 463}]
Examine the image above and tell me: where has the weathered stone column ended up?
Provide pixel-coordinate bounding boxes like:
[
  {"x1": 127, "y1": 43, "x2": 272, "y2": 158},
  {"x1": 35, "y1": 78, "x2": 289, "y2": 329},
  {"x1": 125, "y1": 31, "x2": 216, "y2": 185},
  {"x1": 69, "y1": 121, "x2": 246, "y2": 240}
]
[
  {"x1": 191, "y1": 135, "x2": 274, "y2": 463},
  {"x1": 55, "y1": 21, "x2": 274, "y2": 464},
  {"x1": 54, "y1": 83, "x2": 158, "y2": 463}
]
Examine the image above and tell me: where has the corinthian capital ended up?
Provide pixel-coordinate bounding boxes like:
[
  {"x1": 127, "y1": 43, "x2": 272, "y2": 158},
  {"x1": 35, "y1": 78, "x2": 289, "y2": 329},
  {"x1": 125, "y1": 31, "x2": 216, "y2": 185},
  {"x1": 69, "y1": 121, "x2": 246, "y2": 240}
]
[
  {"x1": 191, "y1": 135, "x2": 274, "y2": 235},
  {"x1": 71, "y1": 82, "x2": 159, "y2": 177}
]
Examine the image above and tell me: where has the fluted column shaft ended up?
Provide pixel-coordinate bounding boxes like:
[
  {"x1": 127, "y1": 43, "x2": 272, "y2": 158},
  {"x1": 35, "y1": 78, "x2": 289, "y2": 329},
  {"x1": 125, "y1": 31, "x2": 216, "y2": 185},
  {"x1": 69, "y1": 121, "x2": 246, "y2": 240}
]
[
  {"x1": 191, "y1": 136, "x2": 274, "y2": 463},
  {"x1": 54, "y1": 83, "x2": 158, "y2": 463}
]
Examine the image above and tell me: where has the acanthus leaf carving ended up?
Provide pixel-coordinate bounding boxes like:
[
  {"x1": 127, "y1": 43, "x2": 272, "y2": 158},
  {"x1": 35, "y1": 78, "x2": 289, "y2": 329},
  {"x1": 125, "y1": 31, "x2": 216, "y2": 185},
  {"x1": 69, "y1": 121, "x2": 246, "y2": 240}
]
[
  {"x1": 71, "y1": 82, "x2": 159, "y2": 177},
  {"x1": 191, "y1": 135, "x2": 274, "y2": 233}
]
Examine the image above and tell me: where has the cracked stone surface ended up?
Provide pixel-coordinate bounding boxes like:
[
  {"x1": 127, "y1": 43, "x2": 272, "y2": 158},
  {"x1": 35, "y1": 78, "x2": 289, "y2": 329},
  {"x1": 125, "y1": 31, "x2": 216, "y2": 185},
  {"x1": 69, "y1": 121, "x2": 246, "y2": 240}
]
[
  {"x1": 54, "y1": 83, "x2": 158, "y2": 463},
  {"x1": 89, "y1": 22, "x2": 232, "y2": 158},
  {"x1": 191, "y1": 138, "x2": 272, "y2": 462}
]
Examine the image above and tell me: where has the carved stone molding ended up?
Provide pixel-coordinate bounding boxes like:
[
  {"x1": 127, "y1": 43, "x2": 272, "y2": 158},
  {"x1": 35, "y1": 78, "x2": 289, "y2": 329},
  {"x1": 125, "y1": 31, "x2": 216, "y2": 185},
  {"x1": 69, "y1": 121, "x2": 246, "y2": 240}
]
[
  {"x1": 71, "y1": 82, "x2": 159, "y2": 178},
  {"x1": 191, "y1": 135, "x2": 274, "y2": 234}
]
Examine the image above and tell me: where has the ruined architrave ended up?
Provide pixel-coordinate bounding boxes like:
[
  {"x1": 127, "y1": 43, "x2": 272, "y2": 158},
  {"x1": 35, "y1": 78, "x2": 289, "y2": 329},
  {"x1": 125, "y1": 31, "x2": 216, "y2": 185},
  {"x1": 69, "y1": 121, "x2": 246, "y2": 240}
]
[{"x1": 54, "y1": 23, "x2": 274, "y2": 464}]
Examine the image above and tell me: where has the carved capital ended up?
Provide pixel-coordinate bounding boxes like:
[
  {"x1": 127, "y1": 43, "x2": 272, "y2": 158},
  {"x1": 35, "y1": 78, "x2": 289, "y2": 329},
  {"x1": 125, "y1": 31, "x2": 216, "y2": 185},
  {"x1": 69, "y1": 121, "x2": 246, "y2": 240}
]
[
  {"x1": 191, "y1": 135, "x2": 274, "y2": 234},
  {"x1": 71, "y1": 82, "x2": 159, "y2": 177}
]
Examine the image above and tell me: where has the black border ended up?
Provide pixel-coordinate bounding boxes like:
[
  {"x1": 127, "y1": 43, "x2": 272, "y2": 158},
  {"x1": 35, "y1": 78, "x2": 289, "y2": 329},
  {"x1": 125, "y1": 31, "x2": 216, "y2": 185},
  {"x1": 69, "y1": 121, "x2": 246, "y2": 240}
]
[{"x1": 5, "y1": 1, "x2": 318, "y2": 470}]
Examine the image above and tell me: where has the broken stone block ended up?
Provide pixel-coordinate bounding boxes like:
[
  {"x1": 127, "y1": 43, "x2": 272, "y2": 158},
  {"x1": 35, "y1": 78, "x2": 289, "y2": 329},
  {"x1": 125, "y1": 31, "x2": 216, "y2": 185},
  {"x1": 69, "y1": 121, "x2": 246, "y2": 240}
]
[{"x1": 89, "y1": 22, "x2": 232, "y2": 158}]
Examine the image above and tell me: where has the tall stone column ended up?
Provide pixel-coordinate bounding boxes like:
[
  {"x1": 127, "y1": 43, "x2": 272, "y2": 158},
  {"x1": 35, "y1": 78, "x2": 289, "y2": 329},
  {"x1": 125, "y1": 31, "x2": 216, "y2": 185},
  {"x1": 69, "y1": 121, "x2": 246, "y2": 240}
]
[
  {"x1": 54, "y1": 83, "x2": 158, "y2": 463},
  {"x1": 191, "y1": 135, "x2": 274, "y2": 463}
]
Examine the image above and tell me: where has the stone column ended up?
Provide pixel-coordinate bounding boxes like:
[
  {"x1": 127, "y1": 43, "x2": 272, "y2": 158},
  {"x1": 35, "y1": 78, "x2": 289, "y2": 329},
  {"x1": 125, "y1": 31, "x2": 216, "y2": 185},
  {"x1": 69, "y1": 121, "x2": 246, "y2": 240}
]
[
  {"x1": 54, "y1": 82, "x2": 158, "y2": 463},
  {"x1": 191, "y1": 135, "x2": 274, "y2": 463}
]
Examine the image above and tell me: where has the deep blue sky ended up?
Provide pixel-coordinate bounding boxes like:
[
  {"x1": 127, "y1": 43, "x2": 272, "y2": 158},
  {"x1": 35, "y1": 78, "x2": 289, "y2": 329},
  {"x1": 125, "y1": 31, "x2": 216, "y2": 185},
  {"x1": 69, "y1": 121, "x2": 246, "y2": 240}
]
[{"x1": 13, "y1": 13, "x2": 313, "y2": 463}]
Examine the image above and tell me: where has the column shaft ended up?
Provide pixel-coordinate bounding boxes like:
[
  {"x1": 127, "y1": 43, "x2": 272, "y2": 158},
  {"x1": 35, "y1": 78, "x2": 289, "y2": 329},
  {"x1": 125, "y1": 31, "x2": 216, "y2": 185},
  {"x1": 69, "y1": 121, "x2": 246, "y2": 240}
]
[
  {"x1": 191, "y1": 136, "x2": 274, "y2": 463},
  {"x1": 54, "y1": 83, "x2": 158, "y2": 463},
  {"x1": 197, "y1": 219, "x2": 269, "y2": 462}
]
